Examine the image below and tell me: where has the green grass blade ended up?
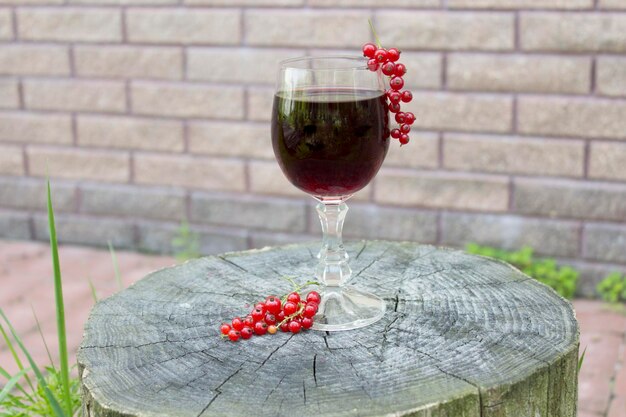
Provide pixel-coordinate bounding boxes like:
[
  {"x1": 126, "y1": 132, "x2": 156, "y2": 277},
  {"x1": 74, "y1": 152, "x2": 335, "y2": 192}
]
[
  {"x1": 0, "y1": 368, "x2": 28, "y2": 403},
  {"x1": 0, "y1": 365, "x2": 34, "y2": 402},
  {"x1": 31, "y1": 304, "x2": 56, "y2": 371},
  {"x1": 0, "y1": 322, "x2": 35, "y2": 393},
  {"x1": 47, "y1": 180, "x2": 72, "y2": 416},
  {"x1": 108, "y1": 241, "x2": 123, "y2": 291},
  {"x1": 578, "y1": 346, "x2": 587, "y2": 373},
  {"x1": 87, "y1": 277, "x2": 98, "y2": 303},
  {"x1": 0, "y1": 309, "x2": 67, "y2": 417}
]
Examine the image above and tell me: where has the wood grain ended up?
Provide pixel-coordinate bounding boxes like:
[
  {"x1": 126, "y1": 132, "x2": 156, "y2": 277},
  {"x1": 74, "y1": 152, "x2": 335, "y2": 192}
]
[{"x1": 78, "y1": 241, "x2": 579, "y2": 416}]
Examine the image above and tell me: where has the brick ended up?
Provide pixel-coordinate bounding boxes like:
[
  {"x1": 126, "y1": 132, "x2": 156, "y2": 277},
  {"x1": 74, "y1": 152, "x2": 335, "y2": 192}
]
[
  {"x1": 374, "y1": 169, "x2": 509, "y2": 211},
  {"x1": 131, "y1": 82, "x2": 243, "y2": 119},
  {"x1": 249, "y1": 231, "x2": 314, "y2": 249},
  {"x1": 0, "y1": 144, "x2": 23, "y2": 175},
  {"x1": 513, "y1": 178, "x2": 626, "y2": 221},
  {"x1": 442, "y1": 213, "x2": 580, "y2": 258},
  {"x1": 70, "y1": 0, "x2": 176, "y2": 4},
  {"x1": 23, "y1": 79, "x2": 126, "y2": 113},
  {"x1": 33, "y1": 214, "x2": 135, "y2": 249},
  {"x1": 384, "y1": 132, "x2": 439, "y2": 169},
  {"x1": 186, "y1": 0, "x2": 302, "y2": 4},
  {"x1": 597, "y1": 56, "x2": 626, "y2": 97},
  {"x1": 77, "y1": 115, "x2": 184, "y2": 152},
  {"x1": 0, "y1": 112, "x2": 72, "y2": 145},
  {"x1": 589, "y1": 142, "x2": 626, "y2": 181},
  {"x1": 248, "y1": 160, "x2": 302, "y2": 197},
  {"x1": 0, "y1": 79, "x2": 18, "y2": 109},
  {"x1": 444, "y1": 134, "x2": 584, "y2": 177},
  {"x1": 0, "y1": 45, "x2": 69, "y2": 76},
  {"x1": 376, "y1": 11, "x2": 514, "y2": 51},
  {"x1": 342, "y1": 204, "x2": 438, "y2": 243},
  {"x1": 17, "y1": 8, "x2": 122, "y2": 42},
  {"x1": 188, "y1": 121, "x2": 273, "y2": 159},
  {"x1": 187, "y1": 48, "x2": 301, "y2": 84},
  {"x1": 599, "y1": 0, "x2": 626, "y2": 9},
  {"x1": 521, "y1": 13, "x2": 626, "y2": 53},
  {"x1": 75, "y1": 45, "x2": 182, "y2": 80},
  {"x1": 28, "y1": 147, "x2": 130, "y2": 182},
  {"x1": 0, "y1": 0, "x2": 63, "y2": 3},
  {"x1": 136, "y1": 221, "x2": 247, "y2": 255},
  {"x1": 311, "y1": 0, "x2": 437, "y2": 5},
  {"x1": 0, "y1": 9, "x2": 12, "y2": 40},
  {"x1": 448, "y1": 54, "x2": 591, "y2": 94},
  {"x1": 0, "y1": 211, "x2": 30, "y2": 240},
  {"x1": 405, "y1": 92, "x2": 513, "y2": 133},
  {"x1": 0, "y1": 177, "x2": 76, "y2": 212},
  {"x1": 134, "y1": 153, "x2": 246, "y2": 192},
  {"x1": 397, "y1": 53, "x2": 442, "y2": 89},
  {"x1": 81, "y1": 184, "x2": 185, "y2": 221},
  {"x1": 448, "y1": 0, "x2": 592, "y2": 8},
  {"x1": 246, "y1": 10, "x2": 370, "y2": 48},
  {"x1": 247, "y1": 87, "x2": 274, "y2": 122},
  {"x1": 126, "y1": 9, "x2": 240, "y2": 45},
  {"x1": 190, "y1": 193, "x2": 306, "y2": 232},
  {"x1": 518, "y1": 96, "x2": 626, "y2": 140},
  {"x1": 583, "y1": 223, "x2": 626, "y2": 264}
]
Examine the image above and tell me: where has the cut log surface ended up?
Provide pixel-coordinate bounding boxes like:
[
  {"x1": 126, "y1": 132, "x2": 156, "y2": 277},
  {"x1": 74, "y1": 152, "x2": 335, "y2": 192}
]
[{"x1": 78, "y1": 241, "x2": 579, "y2": 417}]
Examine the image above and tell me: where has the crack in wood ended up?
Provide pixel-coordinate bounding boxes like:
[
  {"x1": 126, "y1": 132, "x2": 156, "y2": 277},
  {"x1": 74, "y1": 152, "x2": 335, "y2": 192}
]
[
  {"x1": 256, "y1": 334, "x2": 294, "y2": 371},
  {"x1": 197, "y1": 366, "x2": 243, "y2": 416}
]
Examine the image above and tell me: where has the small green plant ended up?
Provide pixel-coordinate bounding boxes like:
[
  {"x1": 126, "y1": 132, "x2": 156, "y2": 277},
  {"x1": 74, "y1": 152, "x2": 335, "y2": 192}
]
[
  {"x1": 171, "y1": 220, "x2": 201, "y2": 263},
  {"x1": 466, "y1": 244, "x2": 579, "y2": 299},
  {"x1": 596, "y1": 272, "x2": 626, "y2": 304}
]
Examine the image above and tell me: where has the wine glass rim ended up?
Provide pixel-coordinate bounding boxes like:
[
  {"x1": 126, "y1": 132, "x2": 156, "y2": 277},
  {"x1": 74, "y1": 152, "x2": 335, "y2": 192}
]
[{"x1": 279, "y1": 55, "x2": 368, "y2": 71}]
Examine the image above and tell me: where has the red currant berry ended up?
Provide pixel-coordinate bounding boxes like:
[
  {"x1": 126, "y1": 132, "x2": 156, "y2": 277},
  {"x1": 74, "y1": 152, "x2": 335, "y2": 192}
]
[
  {"x1": 388, "y1": 91, "x2": 401, "y2": 104},
  {"x1": 404, "y1": 112, "x2": 415, "y2": 125},
  {"x1": 381, "y1": 62, "x2": 395, "y2": 76},
  {"x1": 231, "y1": 317, "x2": 243, "y2": 331},
  {"x1": 306, "y1": 291, "x2": 321, "y2": 304},
  {"x1": 387, "y1": 48, "x2": 401, "y2": 62},
  {"x1": 401, "y1": 91, "x2": 413, "y2": 103},
  {"x1": 400, "y1": 124, "x2": 411, "y2": 134},
  {"x1": 288, "y1": 321, "x2": 302, "y2": 333},
  {"x1": 265, "y1": 296, "x2": 282, "y2": 315},
  {"x1": 303, "y1": 303, "x2": 317, "y2": 318},
  {"x1": 276, "y1": 311, "x2": 285, "y2": 322},
  {"x1": 283, "y1": 301, "x2": 298, "y2": 316},
  {"x1": 391, "y1": 128, "x2": 401, "y2": 139},
  {"x1": 243, "y1": 316, "x2": 254, "y2": 327},
  {"x1": 254, "y1": 321, "x2": 268, "y2": 335},
  {"x1": 227, "y1": 329, "x2": 240, "y2": 342},
  {"x1": 389, "y1": 102, "x2": 401, "y2": 113},
  {"x1": 279, "y1": 322, "x2": 290, "y2": 332},
  {"x1": 394, "y1": 63, "x2": 407, "y2": 77},
  {"x1": 390, "y1": 76, "x2": 404, "y2": 91},
  {"x1": 267, "y1": 325, "x2": 278, "y2": 335},
  {"x1": 362, "y1": 43, "x2": 377, "y2": 58},
  {"x1": 254, "y1": 303, "x2": 266, "y2": 314},
  {"x1": 251, "y1": 308, "x2": 264, "y2": 322},
  {"x1": 287, "y1": 292, "x2": 301, "y2": 304},
  {"x1": 374, "y1": 48, "x2": 388, "y2": 63},
  {"x1": 220, "y1": 324, "x2": 231, "y2": 335},
  {"x1": 367, "y1": 58, "x2": 379, "y2": 72},
  {"x1": 395, "y1": 112, "x2": 406, "y2": 124},
  {"x1": 301, "y1": 317, "x2": 313, "y2": 329},
  {"x1": 399, "y1": 134, "x2": 410, "y2": 145},
  {"x1": 264, "y1": 313, "x2": 277, "y2": 325},
  {"x1": 240, "y1": 327, "x2": 253, "y2": 340}
]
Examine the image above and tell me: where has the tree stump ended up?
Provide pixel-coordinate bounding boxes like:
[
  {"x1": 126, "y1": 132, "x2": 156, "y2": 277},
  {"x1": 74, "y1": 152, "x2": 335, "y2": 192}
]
[{"x1": 78, "y1": 241, "x2": 579, "y2": 417}]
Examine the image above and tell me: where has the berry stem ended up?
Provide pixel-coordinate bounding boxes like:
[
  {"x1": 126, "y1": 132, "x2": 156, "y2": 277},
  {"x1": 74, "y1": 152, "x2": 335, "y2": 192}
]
[
  {"x1": 368, "y1": 19, "x2": 382, "y2": 49},
  {"x1": 277, "y1": 303, "x2": 305, "y2": 328}
]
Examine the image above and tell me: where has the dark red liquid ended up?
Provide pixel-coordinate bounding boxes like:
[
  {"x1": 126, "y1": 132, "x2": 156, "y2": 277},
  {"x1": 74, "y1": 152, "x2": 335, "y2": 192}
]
[{"x1": 271, "y1": 89, "x2": 389, "y2": 197}]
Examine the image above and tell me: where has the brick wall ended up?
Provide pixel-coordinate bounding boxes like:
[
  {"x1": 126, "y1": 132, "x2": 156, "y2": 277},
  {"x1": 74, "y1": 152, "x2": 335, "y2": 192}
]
[{"x1": 0, "y1": 0, "x2": 625, "y2": 296}]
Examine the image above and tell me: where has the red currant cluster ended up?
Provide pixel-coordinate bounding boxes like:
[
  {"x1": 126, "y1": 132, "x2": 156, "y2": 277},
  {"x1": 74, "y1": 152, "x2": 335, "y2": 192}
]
[
  {"x1": 362, "y1": 43, "x2": 415, "y2": 146},
  {"x1": 219, "y1": 290, "x2": 321, "y2": 342}
]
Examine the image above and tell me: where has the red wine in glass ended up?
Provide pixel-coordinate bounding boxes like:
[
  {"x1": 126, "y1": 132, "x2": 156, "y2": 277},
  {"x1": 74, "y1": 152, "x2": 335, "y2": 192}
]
[{"x1": 272, "y1": 88, "x2": 389, "y2": 198}]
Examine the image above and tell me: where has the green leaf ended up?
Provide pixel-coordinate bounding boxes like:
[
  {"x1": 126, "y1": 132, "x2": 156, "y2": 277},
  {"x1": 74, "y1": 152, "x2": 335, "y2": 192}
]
[
  {"x1": 0, "y1": 323, "x2": 35, "y2": 394},
  {"x1": 0, "y1": 309, "x2": 67, "y2": 417},
  {"x1": 108, "y1": 241, "x2": 123, "y2": 291},
  {"x1": 47, "y1": 179, "x2": 72, "y2": 416},
  {"x1": 87, "y1": 277, "x2": 99, "y2": 303},
  {"x1": 0, "y1": 369, "x2": 29, "y2": 404},
  {"x1": 578, "y1": 346, "x2": 587, "y2": 373},
  {"x1": 31, "y1": 305, "x2": 55, "y2": 371}
]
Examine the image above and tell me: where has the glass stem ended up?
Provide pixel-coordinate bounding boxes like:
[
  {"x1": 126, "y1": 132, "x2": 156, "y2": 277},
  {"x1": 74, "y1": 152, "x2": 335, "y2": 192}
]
[{"x1": 316, "y1": 202, "x2": 351, "y2": 288}]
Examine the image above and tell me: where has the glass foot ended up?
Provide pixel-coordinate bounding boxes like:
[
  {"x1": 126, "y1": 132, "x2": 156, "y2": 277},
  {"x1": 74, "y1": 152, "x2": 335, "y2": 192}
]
[{"x1": 312, "y1": 286, "x2": 386, "y2": 331}]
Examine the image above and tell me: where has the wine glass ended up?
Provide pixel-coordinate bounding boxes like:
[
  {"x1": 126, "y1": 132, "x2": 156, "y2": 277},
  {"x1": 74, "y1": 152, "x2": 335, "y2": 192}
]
[{"x1": 271, "y1": 56, "x2": 390, "y2": 331}]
